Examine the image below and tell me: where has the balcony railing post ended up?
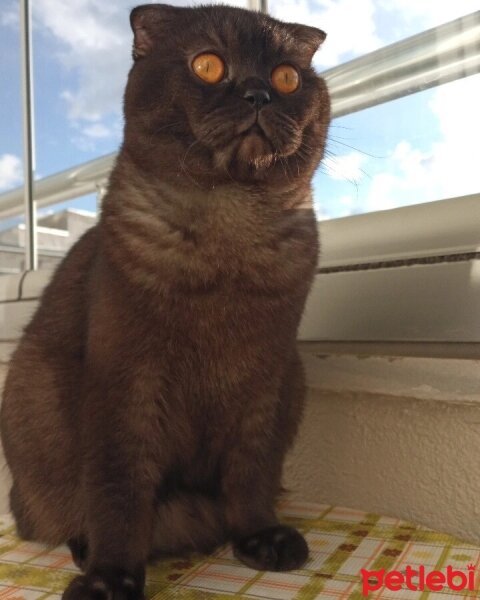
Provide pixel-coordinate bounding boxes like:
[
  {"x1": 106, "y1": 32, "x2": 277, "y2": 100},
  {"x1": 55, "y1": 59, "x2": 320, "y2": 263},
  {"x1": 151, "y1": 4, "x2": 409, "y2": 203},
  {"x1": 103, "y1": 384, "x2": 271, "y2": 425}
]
[
  {"x1": 248, "y1": 0, "x2": 268, "y2": 13},
  {"x1": 20, "y1": 0, "x2": 37, "y2": 270},
  {"x1": 96, "y1": 184, "x2": 107, "y2": 215}
]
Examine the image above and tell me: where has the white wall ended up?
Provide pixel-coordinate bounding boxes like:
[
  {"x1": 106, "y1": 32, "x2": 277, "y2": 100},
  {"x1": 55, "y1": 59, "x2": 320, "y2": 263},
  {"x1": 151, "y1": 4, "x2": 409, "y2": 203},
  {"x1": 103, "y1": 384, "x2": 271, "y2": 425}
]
[
  {"x1": 0, "y1": 365, "x2": 11, "y2": 514},
  {"x1": 284, "y1": 353, "x2": 480, "y2": 544}
]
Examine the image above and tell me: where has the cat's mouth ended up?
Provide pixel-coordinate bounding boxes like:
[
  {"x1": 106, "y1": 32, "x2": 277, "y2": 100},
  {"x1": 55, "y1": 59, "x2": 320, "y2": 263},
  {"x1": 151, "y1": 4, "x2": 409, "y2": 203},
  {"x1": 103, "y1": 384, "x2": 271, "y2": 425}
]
[
  {"x1": 197, "y1": 107, "x2": 300, "y2": 173},
  {"x1": 235, "y1": 123, "x2": 274, "y2": 167}
]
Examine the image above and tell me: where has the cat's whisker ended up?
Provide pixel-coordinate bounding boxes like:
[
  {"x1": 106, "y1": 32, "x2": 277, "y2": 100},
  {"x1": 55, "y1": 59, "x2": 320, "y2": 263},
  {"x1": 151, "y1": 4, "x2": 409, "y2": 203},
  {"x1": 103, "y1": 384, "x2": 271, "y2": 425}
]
[
  {"x1": 154, "y1": 121, "x2": 183, "y2": 134},
  {"x1": 298, "y1": 140, "x2": 315, "y2": 152},
  {"x1": 322, "y1": 151, "x2": 372, "y2": 183},
  {"x1": 286, "y1": 158, "x2": 295, "y2": 183},
  {"x1": 179, "y1": 140, "x2": 202, "y2": 188},
  {"x1": 296, "y1": 149, "x2": 311, "y2": 162},
  {"x1": 326, "y1": 137, "x2": 385, "y2": 159},
  {"x1": 295, "y1": 143, "x2": 314, "y2": 164},
  {"x1": 279, "y1": 157, "x2": 292, "y2": 184},
  {"x1": 294, "y1": 155, "x2": 300, "y2": 178},
  {"x1": 201, "y1": 122, "x2": 226, "y2": 145},
  {"x1": 145, "y1": 122, "x2": 184, "y2": 148}
]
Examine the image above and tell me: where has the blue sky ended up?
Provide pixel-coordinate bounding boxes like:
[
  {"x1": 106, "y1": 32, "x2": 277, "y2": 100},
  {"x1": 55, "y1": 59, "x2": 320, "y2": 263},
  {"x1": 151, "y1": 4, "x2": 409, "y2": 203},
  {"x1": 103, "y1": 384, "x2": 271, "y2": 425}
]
[{"x1": 0, "y1": 0, "x2": 478, "y2": 223}]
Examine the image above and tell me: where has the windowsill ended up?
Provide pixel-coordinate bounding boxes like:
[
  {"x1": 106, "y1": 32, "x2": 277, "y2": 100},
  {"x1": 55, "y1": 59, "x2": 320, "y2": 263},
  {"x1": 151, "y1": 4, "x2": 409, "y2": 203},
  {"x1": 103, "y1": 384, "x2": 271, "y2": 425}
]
[
  {"x1": 299, "y1": 341, "x2": 480, "y2": 360},
  {"x1": 1, "y1": 268, "x2": 480, "y2": 406},
  {"x1": 299, "y1": 347, "x2": 480, "y2": 404},
  {"x1": 1, "y1": 338, "x2": 478, "y2": 406}
]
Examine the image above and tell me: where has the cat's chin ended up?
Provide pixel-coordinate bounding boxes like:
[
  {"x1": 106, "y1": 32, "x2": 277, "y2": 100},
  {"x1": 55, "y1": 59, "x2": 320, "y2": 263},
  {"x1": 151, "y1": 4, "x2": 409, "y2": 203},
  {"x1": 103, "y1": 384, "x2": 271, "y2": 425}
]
[{"x1": 235, "y1": 132, "x2": 274, "y2": 169}]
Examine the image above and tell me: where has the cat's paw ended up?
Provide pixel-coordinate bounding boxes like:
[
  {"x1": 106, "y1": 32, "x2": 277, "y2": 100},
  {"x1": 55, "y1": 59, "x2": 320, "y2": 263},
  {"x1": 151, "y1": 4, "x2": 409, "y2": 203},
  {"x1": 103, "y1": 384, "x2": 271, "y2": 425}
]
[
  {"x1": 67, "y1": 536, "x2": 88, "y2": 571},
  {"x1": 62, "y1": 568, "x2": 145, "y2": 600},
  {"x1": 233, "y1": 525, "x2": 309, "y2": 571}
]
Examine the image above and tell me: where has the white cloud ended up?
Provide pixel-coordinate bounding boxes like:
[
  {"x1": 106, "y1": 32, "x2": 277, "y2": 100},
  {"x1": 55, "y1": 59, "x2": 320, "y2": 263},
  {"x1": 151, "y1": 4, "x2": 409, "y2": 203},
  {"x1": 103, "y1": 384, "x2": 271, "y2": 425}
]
[
  {"x1": 324, "y1": 151, "x2": 367, "y2": 183},
  {"x1": 270, "y1": 0, "x2": 382, "y2": 68},
  {"x1": 315, "y1": 192, "x2": 355, "y2": 219},
  {"x1": 0, "y1": 154, "x2": 23, "y2": 191},
  {"x1": 28, "y1": 0, "x2": 248, "y2": 129},
  {"x1": 364, "y1": 74, "x2": 480, "y2": 212},
  {"x1": 1, "y1": 5, "x2": 18, "y2": 27},
  {"x1": 378, "y1": 0, "x2": 479, "y2": 31},
  {"x1": 69, "y1": 120, "x2": 119, "y2": 151},
  {"x1": 32, "y1": 0, "x2": 133, "y2": 124},
  {"x1": 83, "y1": 123, "x2": 111, "y2": 139}
]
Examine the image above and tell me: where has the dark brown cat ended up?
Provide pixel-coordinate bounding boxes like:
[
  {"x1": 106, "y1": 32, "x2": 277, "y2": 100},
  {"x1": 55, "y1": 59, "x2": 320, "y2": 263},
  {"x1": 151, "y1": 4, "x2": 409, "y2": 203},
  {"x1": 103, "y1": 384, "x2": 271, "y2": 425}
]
[{"x1": 1, "y1": 4, "x2": 330, "y2": 599}]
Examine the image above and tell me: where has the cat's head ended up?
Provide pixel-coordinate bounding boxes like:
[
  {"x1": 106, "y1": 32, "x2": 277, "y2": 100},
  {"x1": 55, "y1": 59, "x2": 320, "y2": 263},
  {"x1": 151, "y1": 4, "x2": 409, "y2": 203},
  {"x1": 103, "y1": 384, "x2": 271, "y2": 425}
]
[{"x1": 124, "y1": 4, "x2": 330, "y2": 188}]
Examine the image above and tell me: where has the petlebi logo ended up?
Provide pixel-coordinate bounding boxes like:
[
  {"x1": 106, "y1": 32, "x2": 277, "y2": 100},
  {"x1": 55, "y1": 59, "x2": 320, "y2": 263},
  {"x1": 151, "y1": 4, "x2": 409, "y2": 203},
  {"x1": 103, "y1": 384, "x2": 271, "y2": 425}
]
[{"x1": 361, "y1": 564, "x2": 476, "y2": 596}]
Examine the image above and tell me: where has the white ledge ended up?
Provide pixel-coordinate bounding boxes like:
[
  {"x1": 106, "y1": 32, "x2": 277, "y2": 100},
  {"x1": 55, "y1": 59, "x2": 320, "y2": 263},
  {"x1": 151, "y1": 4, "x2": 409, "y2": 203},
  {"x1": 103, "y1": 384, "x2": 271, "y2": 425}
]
[
  {"x1": 301, "y1": 351, "x2": 480, "y2": 404},
  {"x1": 318, "y1": 193, "x2": 480, "y2": 269},
  {"x1": 1, "y1": 343, "x2": 478, "y2": 406}
]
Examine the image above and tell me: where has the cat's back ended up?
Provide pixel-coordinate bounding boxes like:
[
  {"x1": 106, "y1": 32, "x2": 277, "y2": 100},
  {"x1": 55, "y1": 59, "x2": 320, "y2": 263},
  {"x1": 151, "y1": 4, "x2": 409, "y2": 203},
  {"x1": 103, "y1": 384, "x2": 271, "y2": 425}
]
[
  {"x1": 2, "y1": 224, "x2": 100, "y2": 422},
  {"x1": 0, "y1": 225, "x2": 100, "y2": 540},
  {"x1": 19, "y1": 224, "x2": 99, "y2": 352}
]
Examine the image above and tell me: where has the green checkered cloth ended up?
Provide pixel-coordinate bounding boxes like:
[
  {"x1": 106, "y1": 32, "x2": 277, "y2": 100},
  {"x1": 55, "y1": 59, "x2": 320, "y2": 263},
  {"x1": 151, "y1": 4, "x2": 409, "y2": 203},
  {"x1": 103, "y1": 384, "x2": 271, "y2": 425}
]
[{"x1": 0, "y1": 502, "x2": 479, "y2": 599}]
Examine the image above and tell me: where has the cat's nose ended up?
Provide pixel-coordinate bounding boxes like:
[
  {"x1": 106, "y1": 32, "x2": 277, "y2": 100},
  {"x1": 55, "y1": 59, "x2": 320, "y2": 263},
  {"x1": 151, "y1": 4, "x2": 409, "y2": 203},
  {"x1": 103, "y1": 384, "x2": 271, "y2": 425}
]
[{"x1": 243, "y1": 89, "x2": 271, "y2": 109}]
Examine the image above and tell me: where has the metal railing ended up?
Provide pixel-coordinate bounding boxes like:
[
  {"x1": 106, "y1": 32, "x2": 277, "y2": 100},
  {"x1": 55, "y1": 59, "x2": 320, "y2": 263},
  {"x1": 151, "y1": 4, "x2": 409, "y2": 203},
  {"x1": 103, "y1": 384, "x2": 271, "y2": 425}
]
[
  {"x1": 19, "y1": 0, "x2": 36, "y2": 269},
  {"x1": 0, "y1": 9, "x2": 479, "y2": 263}
]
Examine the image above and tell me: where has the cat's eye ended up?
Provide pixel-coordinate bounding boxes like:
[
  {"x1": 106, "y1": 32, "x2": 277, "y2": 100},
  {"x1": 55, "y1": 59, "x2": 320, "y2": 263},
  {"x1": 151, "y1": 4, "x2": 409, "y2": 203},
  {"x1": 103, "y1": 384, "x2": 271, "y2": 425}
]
[
  {"x1": 192, "y1": 53, "x2": 225, "y2": 84},
  {"x1": 271, "y1": 64, "x2": 300, "y2": 94}
]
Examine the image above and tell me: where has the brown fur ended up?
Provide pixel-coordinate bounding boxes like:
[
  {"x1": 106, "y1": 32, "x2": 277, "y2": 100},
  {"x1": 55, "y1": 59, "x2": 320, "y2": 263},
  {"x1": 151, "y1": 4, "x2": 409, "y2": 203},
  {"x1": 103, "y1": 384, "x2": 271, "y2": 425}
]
[{"x1": 1, "y1": 4, "x2": 329, "y2": 598}]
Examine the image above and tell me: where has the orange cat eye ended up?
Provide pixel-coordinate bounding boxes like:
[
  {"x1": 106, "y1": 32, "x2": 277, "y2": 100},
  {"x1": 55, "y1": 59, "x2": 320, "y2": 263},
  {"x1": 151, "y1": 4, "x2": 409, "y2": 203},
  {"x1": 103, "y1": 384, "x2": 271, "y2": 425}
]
[
  {"x1": 271, "y1": 64, "x2": 300, "y2": 94},
  {"x1": 192, "y1": 53, "x2": 225, "y2": 84}
]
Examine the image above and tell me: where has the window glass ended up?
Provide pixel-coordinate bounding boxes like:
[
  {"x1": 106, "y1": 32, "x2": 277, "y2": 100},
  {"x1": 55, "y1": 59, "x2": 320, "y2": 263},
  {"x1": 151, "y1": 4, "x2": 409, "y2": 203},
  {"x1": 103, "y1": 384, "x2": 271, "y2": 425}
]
[
  {"x1": 30, "y1": 0, "x2": 246, "y2": 179},
  {"x1": 0, "y1": 3, "x2": 23, "y2": 274},
  {"x1": 0, "y1": 0, "x2": 249, "y2": 272},
  {"x1": 270, "y1": 0, "x2": 479, "y2": 219},
  {"x1": 0, "y1": 3, "x2": 22, "y2": 195},
  {"x1": 314, "y1": 74, "x2": 479, "y2": 219},
  {"x1": 0, "y1": 0, "x2": 478, "y2": 269}
]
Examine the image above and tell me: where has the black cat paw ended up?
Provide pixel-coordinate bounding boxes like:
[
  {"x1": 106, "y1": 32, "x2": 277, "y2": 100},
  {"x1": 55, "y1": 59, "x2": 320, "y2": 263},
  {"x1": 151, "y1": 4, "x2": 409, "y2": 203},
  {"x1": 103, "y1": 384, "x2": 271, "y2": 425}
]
[
  {"x1": 233, "y1": 525, "x2": 309, "y2": 571},
  {"x1": 67, "y1": 536, "x2": 88, "y2": 571},
  {"x1": 62, "y1": 568, "x2": 145, "y2": 600}
]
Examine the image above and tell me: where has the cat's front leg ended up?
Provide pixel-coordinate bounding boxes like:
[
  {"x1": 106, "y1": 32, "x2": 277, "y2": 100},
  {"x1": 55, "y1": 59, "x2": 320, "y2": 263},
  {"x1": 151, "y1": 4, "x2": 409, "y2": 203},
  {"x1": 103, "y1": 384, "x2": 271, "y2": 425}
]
[
  {"x1": 221, "y1": 396, "x2": 309, "y2": 572},
  {"x1": 63, "y1": 567, "x2": 145, "y2": 600},
  {"x1": 63, "y1": 374, "x2": 160, "y2": 600}
]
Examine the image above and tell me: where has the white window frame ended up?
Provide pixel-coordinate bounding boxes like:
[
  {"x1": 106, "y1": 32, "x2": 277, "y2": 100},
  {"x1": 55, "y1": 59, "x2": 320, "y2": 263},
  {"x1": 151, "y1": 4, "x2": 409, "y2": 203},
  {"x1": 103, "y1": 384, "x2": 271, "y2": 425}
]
[{"x1": 300, "y1": 194, "x2": 480, "y2": 343}]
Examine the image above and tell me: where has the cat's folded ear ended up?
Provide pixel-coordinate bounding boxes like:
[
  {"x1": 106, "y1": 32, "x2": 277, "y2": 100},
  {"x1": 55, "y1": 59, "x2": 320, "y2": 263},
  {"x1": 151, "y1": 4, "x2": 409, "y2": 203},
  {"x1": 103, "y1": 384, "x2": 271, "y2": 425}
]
[
  {"x1": 130, "y1": 4, "x2": 178, "y2": 59},
  {"x1": 289, "y1": 24, "x2": 327, "y2": 62}
]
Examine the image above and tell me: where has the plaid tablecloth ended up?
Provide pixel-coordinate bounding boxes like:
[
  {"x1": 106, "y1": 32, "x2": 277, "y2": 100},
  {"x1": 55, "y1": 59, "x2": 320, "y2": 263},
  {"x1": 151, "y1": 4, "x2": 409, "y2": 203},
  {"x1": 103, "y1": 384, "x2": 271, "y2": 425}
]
[{"x1": 0, "y1": 502, "x2": 479, "y2": 599}]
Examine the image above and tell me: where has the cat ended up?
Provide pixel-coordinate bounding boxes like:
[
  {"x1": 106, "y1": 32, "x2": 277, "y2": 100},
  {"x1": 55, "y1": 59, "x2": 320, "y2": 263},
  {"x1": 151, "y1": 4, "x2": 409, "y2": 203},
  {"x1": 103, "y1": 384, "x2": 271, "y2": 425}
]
[{"x1": 0, "y1": 4, "x2": 330, "y2": 599}]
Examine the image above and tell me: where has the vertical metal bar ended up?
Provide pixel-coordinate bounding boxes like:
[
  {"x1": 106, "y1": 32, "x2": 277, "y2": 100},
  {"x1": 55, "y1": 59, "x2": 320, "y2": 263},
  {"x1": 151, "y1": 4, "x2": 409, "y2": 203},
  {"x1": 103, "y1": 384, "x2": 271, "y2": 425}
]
[
  {"x1": 20, "y1": 0, "x2": 37, "y2": 270},
  {"x1": 248, "y1": 0, "x2": 268, "y2": 13},
  {"x1": 96, "y1": 184, "x2": 106, "y2": 215}
]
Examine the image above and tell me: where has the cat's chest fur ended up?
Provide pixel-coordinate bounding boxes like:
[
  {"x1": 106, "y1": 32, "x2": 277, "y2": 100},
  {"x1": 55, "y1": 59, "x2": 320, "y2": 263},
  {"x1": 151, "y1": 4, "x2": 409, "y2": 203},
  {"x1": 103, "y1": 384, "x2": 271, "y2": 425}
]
[
  {"x1": 100, "y1": 178, "x2": 317, "y2": 395},
  {"x1": 104, "y1": 178, "x2": 317, "y2": 296}
]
